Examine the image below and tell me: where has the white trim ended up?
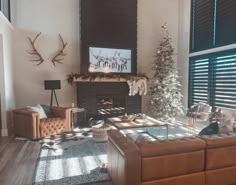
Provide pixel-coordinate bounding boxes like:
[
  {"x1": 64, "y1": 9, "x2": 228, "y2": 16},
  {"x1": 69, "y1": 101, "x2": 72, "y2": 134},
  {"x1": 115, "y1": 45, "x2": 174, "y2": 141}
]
[
  {"x1": 0, "y1": 11, "x2": 14, "y2": 30},
  {"x1": 190, "y1": 44, "x2": 236, "y2": 57},
  {"x1": 1, "y1": 128, "x2": 8, "y2": 136}
]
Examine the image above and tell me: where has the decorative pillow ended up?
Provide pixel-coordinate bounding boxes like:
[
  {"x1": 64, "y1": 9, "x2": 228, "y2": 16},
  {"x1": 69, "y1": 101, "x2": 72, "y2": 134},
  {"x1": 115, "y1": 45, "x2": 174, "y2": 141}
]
[
  {"x1": 223, "y1": 119, "x2": 234, "y2": 127},
  {"x1": 27, "y1": 104, "x2": 47, "y2": 119},
  {"x1": 209, "y1": 108, "x2": 223, "y2": 123},
  {"x1": 218, "y1": 124, "x2": 233, "y2": 134},
  {"x1": 40, "y1": 104, "x2": 50, "y2": 115},
  {"x1": 199, "y1": 122, "x2": 219, "y2": 136},
  {"x1": 233, "y1": 121, "x2": 236, "y2": 132}
]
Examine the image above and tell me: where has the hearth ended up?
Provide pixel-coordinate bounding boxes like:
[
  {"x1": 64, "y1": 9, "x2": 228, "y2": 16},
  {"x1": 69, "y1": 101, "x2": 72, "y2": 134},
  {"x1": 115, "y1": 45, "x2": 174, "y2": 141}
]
[{"x1": 77, "y1": 82, "x2": 141, "y2": 125}]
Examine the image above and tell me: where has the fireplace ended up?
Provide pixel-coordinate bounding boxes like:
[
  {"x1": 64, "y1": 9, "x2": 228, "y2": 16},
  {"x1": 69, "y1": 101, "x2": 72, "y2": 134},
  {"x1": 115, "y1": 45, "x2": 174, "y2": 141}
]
[
  {"x1": 77, "y1": 82, "x2": 141, "y2": 124},
  {"x1": 97, "y1": 95, "x2": 126, "y2": 116}
]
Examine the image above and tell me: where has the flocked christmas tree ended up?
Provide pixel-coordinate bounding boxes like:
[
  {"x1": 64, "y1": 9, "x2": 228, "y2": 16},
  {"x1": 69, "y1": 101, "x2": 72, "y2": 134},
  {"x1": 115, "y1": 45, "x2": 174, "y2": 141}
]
[{"x1": 148, "y1": 24, "x2": 184, "y2": 121}]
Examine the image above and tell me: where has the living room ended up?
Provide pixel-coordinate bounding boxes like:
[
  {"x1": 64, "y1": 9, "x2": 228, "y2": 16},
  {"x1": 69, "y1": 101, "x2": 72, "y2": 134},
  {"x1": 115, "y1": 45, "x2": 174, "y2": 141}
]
[{"x1": 1, "y1": 0, "x2": 236, "y2": 185}]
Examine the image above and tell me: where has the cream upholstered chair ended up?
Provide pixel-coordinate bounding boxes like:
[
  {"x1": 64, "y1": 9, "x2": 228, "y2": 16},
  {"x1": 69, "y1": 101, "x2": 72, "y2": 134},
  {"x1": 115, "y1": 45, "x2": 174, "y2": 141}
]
[
  {"x1": 187, "y1": 102, "x2": 212, "y2": 128},
  {"x1": 13, "y1": 105, "x2": 71, "y2": 139}
]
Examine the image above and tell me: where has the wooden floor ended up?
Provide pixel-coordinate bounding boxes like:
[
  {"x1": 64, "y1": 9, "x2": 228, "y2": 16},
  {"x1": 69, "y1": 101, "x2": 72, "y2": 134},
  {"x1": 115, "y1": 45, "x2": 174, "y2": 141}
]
[{"x1": 0, "y1": 137, "x2": 113, "y2": 185}]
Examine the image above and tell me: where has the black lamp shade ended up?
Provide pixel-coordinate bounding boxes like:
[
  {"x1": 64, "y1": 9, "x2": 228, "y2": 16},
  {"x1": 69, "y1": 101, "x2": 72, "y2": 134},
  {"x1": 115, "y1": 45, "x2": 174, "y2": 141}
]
[{"x1": 44, "y1": 80, "x2": 61, "y2": 90}]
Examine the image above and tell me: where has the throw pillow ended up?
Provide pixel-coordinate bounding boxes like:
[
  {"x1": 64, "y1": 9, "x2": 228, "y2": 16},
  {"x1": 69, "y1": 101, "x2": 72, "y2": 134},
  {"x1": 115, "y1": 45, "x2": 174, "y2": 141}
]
[
  {"x1": 223, "y1": 119, "x2": 234, "y2": 128},
  {"x1": 218, "y1": 119, "x2": 234, "y2": 134},
  {"x1": 218, "y1": 124, "x2": 233, "y2": 134},
  {"x1": 199, "y1": 122, "x2": 219, "y2": 136},
  {"x1": 209, "y1": 108, "x2": 223, "y2": 123},
  {"x1": 27, "y1": 104, "x2": 47, "y2": 119},
  {"x1": 40, "y1": 104, "x2": 50, "y2": 115}
]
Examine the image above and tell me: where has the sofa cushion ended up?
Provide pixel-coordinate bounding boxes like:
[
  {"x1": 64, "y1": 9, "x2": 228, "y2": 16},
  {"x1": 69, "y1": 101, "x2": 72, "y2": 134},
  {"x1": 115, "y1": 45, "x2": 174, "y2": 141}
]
[
  {"x1": 142, "y1": 172, "x2": 205, "y2": 185},
  {"x1": 206, "y1": 145, "x2": 236, "y2": 170},
  {"x1": 200, "y1": 132, "x2": 236, "y2": 148},
  {"x1": 205, "y1": 166, "x2": 236, "y2": 185},
  {"x1": 136, "y1": 137, "x2": 205, "y2": 157},
  {"x1": 142, "y1": 150, "x2": 205, "y2": 181}
]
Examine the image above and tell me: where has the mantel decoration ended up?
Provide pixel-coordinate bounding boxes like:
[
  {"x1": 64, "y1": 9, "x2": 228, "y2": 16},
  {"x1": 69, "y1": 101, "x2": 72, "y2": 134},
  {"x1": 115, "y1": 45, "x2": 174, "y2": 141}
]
[
  {"x1": 27, "y1": 33, "x2": 67, "y2": 67},
  {"x1": 66, "y1": 73, "x2": 148, "y2": 96}
]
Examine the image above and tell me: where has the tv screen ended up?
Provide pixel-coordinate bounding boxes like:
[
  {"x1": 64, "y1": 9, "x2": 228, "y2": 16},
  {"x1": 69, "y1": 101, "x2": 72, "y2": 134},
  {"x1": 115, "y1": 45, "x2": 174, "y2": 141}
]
[{"x1": 89, "y1": 47, "x2": 132, "y2": 73}]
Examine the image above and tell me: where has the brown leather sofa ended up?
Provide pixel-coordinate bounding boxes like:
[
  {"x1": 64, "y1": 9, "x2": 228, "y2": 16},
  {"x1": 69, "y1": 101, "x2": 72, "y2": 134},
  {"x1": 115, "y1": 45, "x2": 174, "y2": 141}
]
[
  {"x1": 107, "y1": 130, "x2": 236, "y2": 185},
  {"x1": 13, "y1": 106, "x2": 71, "y2": 139}
]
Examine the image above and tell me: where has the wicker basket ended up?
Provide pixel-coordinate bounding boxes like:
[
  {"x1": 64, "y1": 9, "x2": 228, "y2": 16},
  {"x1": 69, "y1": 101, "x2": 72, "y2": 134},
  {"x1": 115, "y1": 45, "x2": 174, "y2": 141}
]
[{"x1": 92, "y1": 126, "x2": 110, "y2": 142}]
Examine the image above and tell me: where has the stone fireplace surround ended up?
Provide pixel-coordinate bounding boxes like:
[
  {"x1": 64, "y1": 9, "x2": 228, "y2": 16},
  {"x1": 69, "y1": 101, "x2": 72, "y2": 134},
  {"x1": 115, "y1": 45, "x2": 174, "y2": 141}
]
[{"x1": 76, "y1": 81, "x2": 141, "y2": 123}]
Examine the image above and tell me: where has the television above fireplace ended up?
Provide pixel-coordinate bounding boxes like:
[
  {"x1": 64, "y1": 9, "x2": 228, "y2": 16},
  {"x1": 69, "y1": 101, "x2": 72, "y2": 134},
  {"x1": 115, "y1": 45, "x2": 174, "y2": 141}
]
[{"x1": 88, "y1": 47, "x2": 132, "y2": 73}]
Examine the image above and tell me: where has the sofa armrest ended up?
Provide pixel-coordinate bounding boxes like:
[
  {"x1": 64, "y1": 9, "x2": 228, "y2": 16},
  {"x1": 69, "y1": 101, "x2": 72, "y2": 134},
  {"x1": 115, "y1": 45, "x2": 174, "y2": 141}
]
[
  {"x1": 107, "y1": 130, "x2": 141, "y2": 185},
  {"x1": 13, "y1": 108, "x2": 40, "y2": 117},
  {"x1": 12, "y1": 108, "x2": 40, "y2": 139}
]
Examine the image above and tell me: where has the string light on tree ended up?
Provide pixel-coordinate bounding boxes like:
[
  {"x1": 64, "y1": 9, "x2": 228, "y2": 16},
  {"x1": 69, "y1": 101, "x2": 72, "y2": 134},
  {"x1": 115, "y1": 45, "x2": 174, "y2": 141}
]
[{"x1": 148, "y1": 24, "x2": 184, "y2": 121}]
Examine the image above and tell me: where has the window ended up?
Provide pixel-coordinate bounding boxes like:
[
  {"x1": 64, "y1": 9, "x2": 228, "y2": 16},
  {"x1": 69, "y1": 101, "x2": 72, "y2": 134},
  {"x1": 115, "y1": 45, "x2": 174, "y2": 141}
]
[
  {"x1": 189, "y1": 49, "x2": 236, "y2": 109},
  {"x1": 216, "y1": 0, "x2": 236, "y2": 46},
  {"x1": 0, "y1": 0, "x2": 11, "y2": 22},
  {"x1": 190, "y1": 0, "x2": 236, "y2": 52},
  {"x1": 190, "y1": 0, "x2": 214, "y2": 52},
  {"x1": 188, "y1": 58, "x2": 209, "y2": 105}
]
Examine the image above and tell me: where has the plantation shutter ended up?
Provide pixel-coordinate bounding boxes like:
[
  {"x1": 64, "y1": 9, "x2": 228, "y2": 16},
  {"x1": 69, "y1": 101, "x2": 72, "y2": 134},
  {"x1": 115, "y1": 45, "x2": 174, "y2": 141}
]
[
  {"x1": 190, "y1": 0, "x2": 214, "y2": 52},
  {"x1": 189, "y1": 49, "x2": 236, "y2": 109},
  {"x1": 212, "y1": 52, "x2": 236, "y2": 109},
  {"x1": 189, "y1": 58, "x2": 209, "y2": 105},
  {"x1": 215, "y1": 0, "x2": 236, "y2": 46}
]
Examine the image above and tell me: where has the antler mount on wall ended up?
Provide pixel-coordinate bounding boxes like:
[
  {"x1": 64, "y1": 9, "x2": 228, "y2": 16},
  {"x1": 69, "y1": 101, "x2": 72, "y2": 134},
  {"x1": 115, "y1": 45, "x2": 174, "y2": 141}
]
[
  {"x1": 51, "y1": 34, "x2": 68, "y2": 66},
  {"x1": 27, "y1": 33, "x2": 68, "y2": 67},
  {"x1": 27, "y1": 32, "x2": 44, "y2": 65}
]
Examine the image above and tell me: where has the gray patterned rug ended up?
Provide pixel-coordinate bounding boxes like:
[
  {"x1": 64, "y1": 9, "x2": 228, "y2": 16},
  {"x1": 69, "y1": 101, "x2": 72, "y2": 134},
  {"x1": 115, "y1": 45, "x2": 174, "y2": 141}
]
[{"x1": 33, "y1": 139, "x2": 110, "y2": 185}]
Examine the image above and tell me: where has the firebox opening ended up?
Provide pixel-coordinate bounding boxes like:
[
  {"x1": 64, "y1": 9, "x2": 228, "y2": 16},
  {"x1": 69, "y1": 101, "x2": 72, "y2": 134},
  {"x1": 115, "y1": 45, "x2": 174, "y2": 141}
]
[{"x1": 97, "y1": 96, "x2": 126, "y2": 116}]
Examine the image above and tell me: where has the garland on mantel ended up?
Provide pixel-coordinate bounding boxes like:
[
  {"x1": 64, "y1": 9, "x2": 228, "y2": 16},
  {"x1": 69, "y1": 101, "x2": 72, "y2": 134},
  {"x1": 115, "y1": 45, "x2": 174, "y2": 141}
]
[
  {"x1": 66, "y1": 73, "x2": 149, "y2": 96},
  {"x1": 66, "y1": 72, "x2": 148, "y2": 84}
]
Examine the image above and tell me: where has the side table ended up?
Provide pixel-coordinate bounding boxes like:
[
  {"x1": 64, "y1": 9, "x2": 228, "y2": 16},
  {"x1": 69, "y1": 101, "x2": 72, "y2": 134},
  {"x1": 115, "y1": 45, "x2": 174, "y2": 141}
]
[{"x1": 71, "y1": 107, "x2": 87, "y2": 129}]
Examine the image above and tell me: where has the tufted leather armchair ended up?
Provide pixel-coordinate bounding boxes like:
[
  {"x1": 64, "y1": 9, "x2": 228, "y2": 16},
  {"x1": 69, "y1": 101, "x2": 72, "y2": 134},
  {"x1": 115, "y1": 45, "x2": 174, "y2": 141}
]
[{"x1": 13, "y1": 106, "x2": 71, "y2": 139}]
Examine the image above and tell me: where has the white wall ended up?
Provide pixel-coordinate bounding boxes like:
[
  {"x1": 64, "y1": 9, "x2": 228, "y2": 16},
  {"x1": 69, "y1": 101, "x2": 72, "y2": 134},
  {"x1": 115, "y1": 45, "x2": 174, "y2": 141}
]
[
  {"x1": 178, "y1": 0, "x2": 191, "y2": 109},
  {"x1": 0, "y1": 12, "x2": 15, "y2": 136},
  {"x1": 137, "y1": 0, "x2": 180, "y2": 112},
  {"x1": 11, "y1": 0, "x2": 80, "y2": 108}
]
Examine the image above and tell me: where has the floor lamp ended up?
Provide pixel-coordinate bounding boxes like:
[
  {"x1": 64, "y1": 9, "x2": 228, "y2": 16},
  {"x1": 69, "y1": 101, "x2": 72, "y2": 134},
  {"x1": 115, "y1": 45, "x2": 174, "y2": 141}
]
[{"x1": 44, "y1": 80, "x2": 61, "y2": 106}]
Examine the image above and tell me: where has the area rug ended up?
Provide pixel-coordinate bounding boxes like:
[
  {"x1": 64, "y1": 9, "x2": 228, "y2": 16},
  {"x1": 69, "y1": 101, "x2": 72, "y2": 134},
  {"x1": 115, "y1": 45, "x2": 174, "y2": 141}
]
[{"x1": 33, "y1": 138, "x2": 111, "y2": 185}]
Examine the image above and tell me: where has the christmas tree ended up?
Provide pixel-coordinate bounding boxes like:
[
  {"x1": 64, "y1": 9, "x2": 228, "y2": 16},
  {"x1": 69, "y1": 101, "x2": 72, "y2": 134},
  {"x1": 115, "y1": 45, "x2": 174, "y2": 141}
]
[{"x1": 148, "y1": 24, "x2": 184, "y2": 121}]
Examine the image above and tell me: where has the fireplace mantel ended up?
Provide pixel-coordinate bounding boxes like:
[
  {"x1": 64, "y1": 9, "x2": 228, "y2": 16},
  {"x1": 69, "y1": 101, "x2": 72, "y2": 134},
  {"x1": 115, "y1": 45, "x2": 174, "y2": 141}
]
[
  {"x1": 74, "y1": 77, "x2": 128, "y2": 83},
  {"x1": 73, "y1": 76, "x2": 147, "y2": 83},
  {"x1": 74, "y1": 76, "x2": 148, "y2": 96}
]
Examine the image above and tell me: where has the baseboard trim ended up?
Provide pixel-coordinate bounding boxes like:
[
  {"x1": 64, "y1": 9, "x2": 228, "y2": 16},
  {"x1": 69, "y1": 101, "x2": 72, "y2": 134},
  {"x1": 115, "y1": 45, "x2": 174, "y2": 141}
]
[{"x1": 1, "y1": 128, "x2": 8, "y2": 136}]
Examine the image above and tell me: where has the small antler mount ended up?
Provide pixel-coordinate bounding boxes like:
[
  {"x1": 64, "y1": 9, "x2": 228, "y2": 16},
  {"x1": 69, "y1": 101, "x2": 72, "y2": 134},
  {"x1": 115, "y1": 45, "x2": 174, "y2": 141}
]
[
  {"x1": 51, "y1": 34, "x2": 68, "y2": 66},
  {"x1": 27, "y1": 32, "x2": 44, "y2": 66}
]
